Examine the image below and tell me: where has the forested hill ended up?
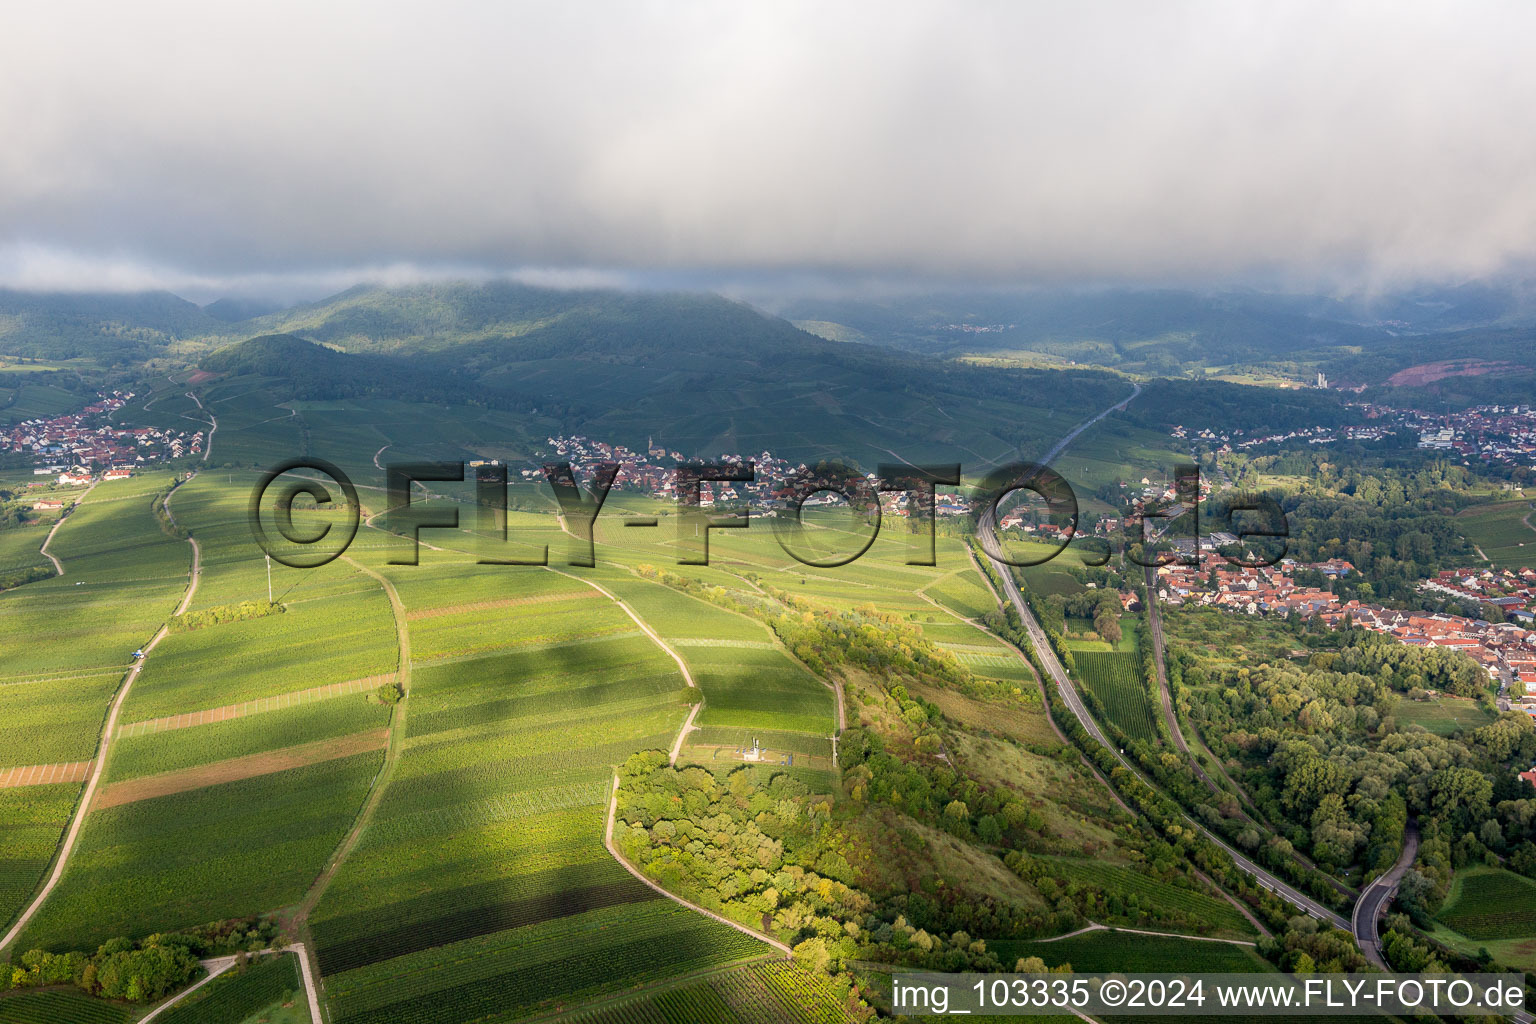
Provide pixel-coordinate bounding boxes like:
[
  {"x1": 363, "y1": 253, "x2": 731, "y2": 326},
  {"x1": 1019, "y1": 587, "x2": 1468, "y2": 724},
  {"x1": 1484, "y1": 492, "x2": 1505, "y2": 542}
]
[
  {"x1": 0, "y1": 289, "x2": 224, "y2": 361},
  {"x1": 195, "y1": 285, "x2": 1134, "y2": 467}
]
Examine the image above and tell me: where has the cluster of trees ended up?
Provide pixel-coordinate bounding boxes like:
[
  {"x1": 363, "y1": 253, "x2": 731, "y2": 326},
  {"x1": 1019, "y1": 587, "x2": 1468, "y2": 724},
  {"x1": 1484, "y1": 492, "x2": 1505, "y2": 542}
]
[
  {"x1": 0, "y1": 487, "x2": 39, "y2": 529},
  {"x1": 839, "y1": 719, "x2": 1047, "y2": 850},
  {"x1": 1035, "y1": 669, "x2": 1314, "y2": 934},
  {"x1": 1170, "y1": 614, "x2": 1536, "y2": 883},
  {"x1": 613, "y1": 751, "x2": 1004, "y2": 994},
  {"x1": 169, "y1": 600, "x2": 284, "y2": 632},
  {"x1": 2, "y1": 916, "x2": 279, "y2": 1002},
  {"x1": 1197, "y1": 459, "x2": 1480, "y2": 609},
  {"x1": 637, "y1": 565, "x2": 976, "y2": 691},
  {"x1": 614, "y1": 752, "x2": 870, "y2": 954},
  {"x1": 1256, "y1": 914, "x2": 1368, "y2": 974},
  {"x1": 4, "y1": 935, "x2": 199, "y2": 1002},
  {"x1": 1070, "y1": 668, "x2": 1344, "y2": 905},
  {"x1": 1127, "y1": 378, "x2": 1361, "y2": 435},
  {"x1": 0, "y1": 564, "x2": 55, "y2": 592},
  {"x1": 1059, "y1": 588, "x2": 1124, "y2": 645}
]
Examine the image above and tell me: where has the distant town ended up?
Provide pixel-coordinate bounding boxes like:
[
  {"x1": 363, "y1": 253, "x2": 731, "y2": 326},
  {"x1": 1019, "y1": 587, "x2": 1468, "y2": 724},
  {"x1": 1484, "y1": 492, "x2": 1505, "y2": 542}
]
[
  {"x1": 1175, "y1": 401, "x2": 1536, "y2": 469},
  {"x1": 531, "y1": 435, "x2": 972, "y2": 516},
  {"x1": 4, "y1": 391, "x2": 203, "y2": 484}
]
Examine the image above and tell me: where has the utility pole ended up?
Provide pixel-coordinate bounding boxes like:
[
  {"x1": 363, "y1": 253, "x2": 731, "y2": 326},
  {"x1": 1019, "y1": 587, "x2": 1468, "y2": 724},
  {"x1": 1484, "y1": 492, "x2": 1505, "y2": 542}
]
[{"x1": 266, "y1": 553, "x2": 272, "y2": 604}]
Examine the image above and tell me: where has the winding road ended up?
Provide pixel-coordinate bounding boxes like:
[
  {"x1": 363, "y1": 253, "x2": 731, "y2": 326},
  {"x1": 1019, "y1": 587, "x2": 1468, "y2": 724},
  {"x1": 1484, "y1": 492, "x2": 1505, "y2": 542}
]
[
  {"x1": 1347, "y1": 821, "x2": 1535, "y2": 1024},
  {"x1": 977, "y1": 387, "x2": 1533, "y2": 1015},
  {"x1": 1144, "y1": 571, "x2": 1356, "y2": 902},
  {"x1": 38, "y1": 480, "x2": 99, "y2": 576},
  {"x1": 184, "y1": 388, "x2": 216, "y2": 462},
  {"x1": 973, "y1": 383, "x2": 1351, "y2": 932},
  {"x1": 1352, "y1": 823, "x2": 1419, "y2": 971},
  {"x1": 545, "y1": 564, "x2": 702, "y2": 764}
]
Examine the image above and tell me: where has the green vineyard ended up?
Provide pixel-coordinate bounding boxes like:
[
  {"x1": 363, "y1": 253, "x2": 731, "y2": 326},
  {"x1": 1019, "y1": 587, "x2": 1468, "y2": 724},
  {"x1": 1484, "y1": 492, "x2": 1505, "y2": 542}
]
[
  {"x1": 1074, "y1": 651, "x2": 1159, "y2": 742},
  {"x1": 0, "y1": 990, "x2": 130, "y2": 1024},
  {"x1": 157, "y1": 953, "x2": 303, "y2": 1024},
  {"x1": 563, "y1": 959, "x2": 853, "y2": 1024}
]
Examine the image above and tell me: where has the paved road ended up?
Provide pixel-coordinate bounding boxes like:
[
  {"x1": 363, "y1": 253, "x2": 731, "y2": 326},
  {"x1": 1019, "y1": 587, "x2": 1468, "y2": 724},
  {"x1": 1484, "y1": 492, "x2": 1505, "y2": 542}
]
[
  {"x1": 987, "y1": 554, "x2": 1349, "y2": 929},
  {"x1": 1353, "y1": 823, "x2": 1419, "y2": 971},
  {"x1": 974, "y1": 385, "x2": 1349, "y2": 931},
  {"x1": 981, "y1": 528, "x2": 1108, "y2": 747},
  {"x1": 1145, "y1": 571, "x2": 1360, "y2": 906}
]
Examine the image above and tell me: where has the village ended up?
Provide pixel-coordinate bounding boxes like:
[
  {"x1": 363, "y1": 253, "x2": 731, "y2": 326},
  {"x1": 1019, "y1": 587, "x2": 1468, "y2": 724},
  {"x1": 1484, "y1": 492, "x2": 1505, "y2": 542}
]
[
  {"x1": 4, "y1": 390, "x2": 203, "y2": 486},
  {"x1": 1152, "y1": 557, "x2": 1536, "y2": 721},
  {"x1": 1172, "y1": 400, "x2": 1536, "y2": 469},
  {"x1": 530, "y1": 434, "x2": 975, "y2": 516}
]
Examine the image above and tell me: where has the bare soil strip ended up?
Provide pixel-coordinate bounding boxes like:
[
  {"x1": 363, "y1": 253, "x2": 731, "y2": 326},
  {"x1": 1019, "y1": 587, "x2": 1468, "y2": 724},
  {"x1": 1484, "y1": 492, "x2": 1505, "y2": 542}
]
[
  {"x1": 117, "y1": 674, "x2": 394, "y2": 738},
  {"x1": 93, "y1": 729, "x2": 389, "y2": 810},
  {"x1": 0, "y1": 761, "x2": 94, "y2": 788}
]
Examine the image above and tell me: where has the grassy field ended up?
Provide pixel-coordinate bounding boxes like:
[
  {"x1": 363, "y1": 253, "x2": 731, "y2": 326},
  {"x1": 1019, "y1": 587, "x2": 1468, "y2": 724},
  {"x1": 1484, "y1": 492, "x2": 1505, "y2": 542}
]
[
  {"x1": 0, "y1": 526, "x2": 52, "y2": 579},
  {"x1": 0, "y1": 378, "x2": 1191, "y2": 1019},
  {"x1": 0, "y1": 380, "x2": 83, "y2": 424},
  {"x1": 0, "y1": 481, "x2": 188, "y2": 678},
  {"x1": 1458, "y1": 501, "x2": 1536, "y2": 568},
  {"x1": 0, "y1": 478, "x2": 195, "y2": 937},
  {"x1": 905, "y1": 680, "x2": 1056, "y2": 746},
  {"x1": 122, "y1": 585, "x2": 398, "y2": 719},
  {"x1": 1036, "y1": 856, "x2": 1257, "y2": 938},
  {"x1": 1393, "y1": 695, "x2": 1497, "y2": 736}
]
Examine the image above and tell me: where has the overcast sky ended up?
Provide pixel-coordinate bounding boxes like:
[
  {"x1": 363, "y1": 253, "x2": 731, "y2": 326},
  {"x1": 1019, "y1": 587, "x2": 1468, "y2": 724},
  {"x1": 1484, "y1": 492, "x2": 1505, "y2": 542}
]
[{"x1": 2, "y1": 1, "x2": 1535, "y2": 299}]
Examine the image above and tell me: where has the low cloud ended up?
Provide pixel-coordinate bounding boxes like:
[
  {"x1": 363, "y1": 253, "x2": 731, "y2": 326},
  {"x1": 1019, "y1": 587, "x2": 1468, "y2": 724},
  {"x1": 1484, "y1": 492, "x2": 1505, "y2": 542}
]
[{"x1": 2, "y1": 2, "x2": 1534, "y2": 296}]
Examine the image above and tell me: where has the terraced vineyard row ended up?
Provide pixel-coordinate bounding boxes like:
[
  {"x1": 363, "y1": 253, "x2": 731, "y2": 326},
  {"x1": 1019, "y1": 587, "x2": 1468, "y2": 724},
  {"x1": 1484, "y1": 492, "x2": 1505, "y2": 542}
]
[
  {"x1": 1074, "y1": 651, "x2": 1159, "y2": 742},
  {"x1": 562, "y1": 958, "x2": 854, "y2": 1024},
  {"x1": 157, "y1": 953, "x2": 303, "y2": 1024},
  {"x1": 17, "y1": 753, "x2": 386, "y2": 951},
  {"x1": 0, "y1": 785, "x2": 78, "y2": 928},
  {"x1": 326, "y1": 903, "x2": 768, "y2": 1024},
  {"x1": 315, "y1": 867, "x2": 661, "y2": 974},
  {"x1": 0, "y1": 989, "x2": 129, "y2": 1024},
  {"x1": 310, "y1": 561, "x2": 777, "y2": 1023}
]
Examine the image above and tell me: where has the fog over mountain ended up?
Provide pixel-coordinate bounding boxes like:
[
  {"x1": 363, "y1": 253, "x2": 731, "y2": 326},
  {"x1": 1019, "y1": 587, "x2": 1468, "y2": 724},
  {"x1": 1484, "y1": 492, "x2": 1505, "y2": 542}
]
[{"x1": 3, "y1": 1, "x2": 1536, "y2": 297}]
